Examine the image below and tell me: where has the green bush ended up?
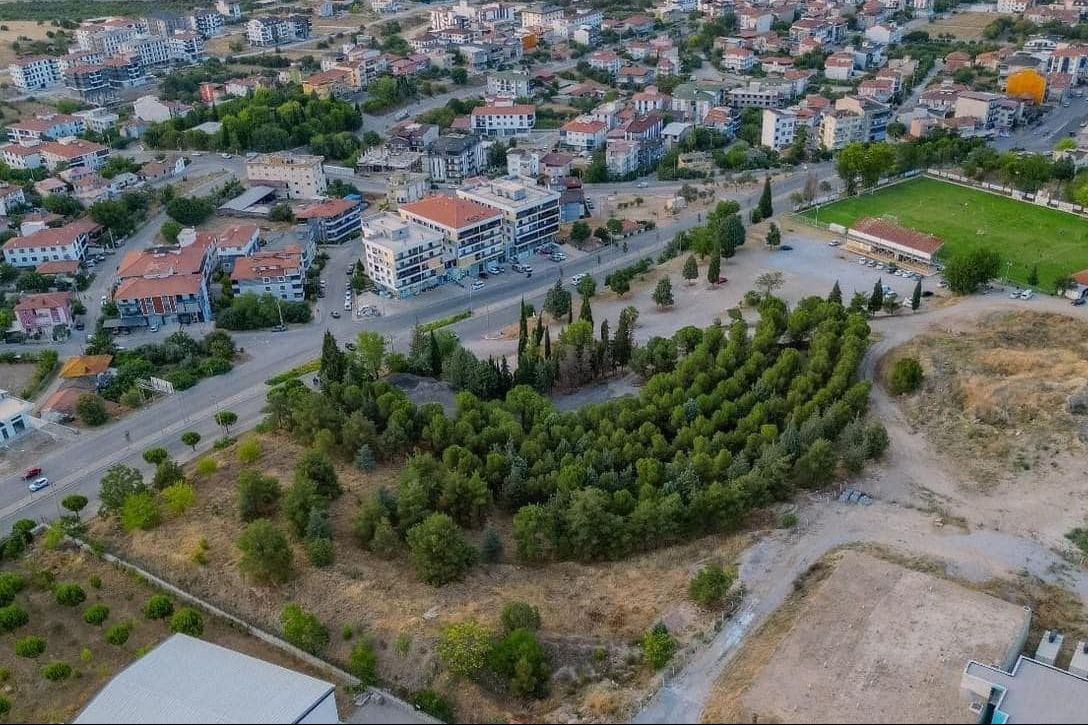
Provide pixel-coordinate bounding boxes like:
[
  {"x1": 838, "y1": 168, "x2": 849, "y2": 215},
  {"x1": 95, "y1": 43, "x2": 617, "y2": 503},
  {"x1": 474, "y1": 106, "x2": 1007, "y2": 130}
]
[
  {"x1": 640, "y1": 622, "x2": 676, "y2": 670},
  {"x1": 436, "y1": 620, "x2": 492, "y2": 678},
  {"x1": 0, "y1": 573, "x2": 25, "y2": 605},
  {"x1": 489, "y1": 628, "x2": 550, "y2": 698},
  {"x1": 105, "y1": 622, "x2": 131, "y2": 646},
  {"x1": 500, "y1": 601, "x2": 541, "y2": 633},
  {"x1": 779, "y1": 512, "x2": 798, "y2": 528},
  {"x1": 83, "y1": 603, "x2": 110, "y2": 626},
  {"x1": 406, "y1": 513, "x2": 476, "y2": 586},
  {"x1": 40, "y1": 661, "x2": 72, "y2": 681},
  {"x1": 412, "y1": 690, "x2": 455, "y2": 723},
  {"x1": 306, "y1": 537, "x2": 334, "y2": 567},
  {"x1": 54, "y1": 583, "x2": 86, "y2": 607},
  {"x1": 120, "y1": 491, "x2": 161, "y2": 532},
  {"x1": 15, "y1": 635, "x2": 46, "y2": 658},
  {"x1": 0, "y1": 604, "x2": 29, "y2": 633},
  {"x1": 281, "y1": 604, "x2": 329, "y2": 655},
  {"x1": 688, "y1": 564, "x2": 736, "y2": 608},
  {"x1": 143, "y1": 595, "x2": 174, "y2": 620},
  {"x1": 348, "y1": 641, "x2": 378, "y2": 686},
  {"x1": 0, "y1": 695, "x2": 9, "y2": 717},
  {"x1": 170, "y1": 607, "x2": 203, "y2": 637},
  {"x1": 888, "y1": 357, "x2": 923, "y2": 395}
]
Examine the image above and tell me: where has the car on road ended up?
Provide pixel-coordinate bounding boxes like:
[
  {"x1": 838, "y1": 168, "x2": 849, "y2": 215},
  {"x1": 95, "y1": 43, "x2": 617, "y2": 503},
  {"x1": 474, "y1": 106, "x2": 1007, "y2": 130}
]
[
  {"x1": 828, "y1": 240, "x2": 839, "y2": 247},
  {"x1": 858, "y1": 258, "x2": 867, "y2": 265},
  {"x1": 22, "y1": 467, "x2": 42, "y2": 480},
  {"x1": 779, "y1": 245, "x2": 793, "y2": 251},
  {"x1": 221, "y1": 153, "x2": 233, "y2": 159},
  {"x1": 74, "y1": 321, "x2": 85, "y2": 331},
  {"x1": 1074, "y1": 297, "x2": 1086, "y2": 306},
  {"x1": 485, "y1": 263, "x2": 503, "y2": 275},
  {"x1": 28, "y1": 477, "x2": 50, "y2": 492},
  {"x1": 550, "y1": 253, "x2": 566, "y2": 262},
  {"x1": 571, "y1": 273, "x2": 587, "y2": 285},
  {"x1": 1020, "y1": 289, "x2": 1034, "y2": 300},
  {"x1": 331, "y1": 310, "x2": 341, "y2": 318},
  {"x1": 637, "y1": 181, "x2": 648, "y2": 188},
  {"x1": 471, "y1": 280, "x2": 485, "y2": 291},
  {"x1": 149, "y1": 325, "x2": 159, "y2": 333},
  {"x1": 512, "y1": 263, "x2": 533, "y2": 274}
]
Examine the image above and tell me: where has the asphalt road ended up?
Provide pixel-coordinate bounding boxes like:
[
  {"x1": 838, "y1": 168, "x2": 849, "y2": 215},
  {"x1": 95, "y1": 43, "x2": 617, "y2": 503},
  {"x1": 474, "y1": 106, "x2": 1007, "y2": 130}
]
[
  {"x1": 992, "y1": 94, "x2": 1088, "y2": 152},
  {"x1": 0, "y1": 163, "x2": 833, "y2": 532}
]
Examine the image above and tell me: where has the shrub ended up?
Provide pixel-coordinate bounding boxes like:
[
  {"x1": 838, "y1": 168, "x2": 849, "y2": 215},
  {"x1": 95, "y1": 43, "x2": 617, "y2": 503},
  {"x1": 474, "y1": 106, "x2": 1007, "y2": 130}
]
[
  {"x1": 688, "y1": 563, "x2": 737, "y2": 608},
  {"x1": 195, "y1": 457, "x2": 218, "y2": 476},
  {"x1": 162, "y1": 482, "x2": 196, "y2": 515},
  {"x1": 170, "y1": 607, "x2": 203, "y2": 637},
  {"x1": 480, "y1": 526, "x2": 503, "y2": 564},
  {"x1": 0, "y1": 573, "x2": 24, "y2": 606},
  {"x1": 89, "y1": 575, "x2": 101, "y2": 589},
  {"x1": 489, "y1": 628, "x2": 550, "y2": 698},
  {"x1": 0, "y1": 696, "x2": 9, "y2": 717},
  {"x1": 281, "y1": 604, "x2": 329, "y2": 655},
  {"x1": 355, "y1": 444, "x2": 376, "y2": 471},
  {"x1": 412, "y1": 690, "x2": 455, "y2": 723},
  {"x1": 306, "y1": 537, "x2": 334, "y2": 567},
  {"x1": 54, "y1": 583, "x2": 86, "y2": 607},
  {"x1": 406, "y1": 513, "x2": 476, "y2": 586},
  {"x1": 0, "y1": 605, "x2": 29, "y2": 633},
  {"x1": 236, "y1": 470, "x2": 281, "y2": 522},
  {"x1": 779, "y1": 512, "x2": 798, "y2": 528},
  {"x1": 83, "y1": 603, "x2": 110, "y2": 626},
  {"x1": 348, "y1": 641, "x2": 378, "y2": 686},
  {"x1": 294, "y1": 449, "x2": 341, "y2": 499},
  {"x1": 121, "y1": 491, "x2": 161, "y2": 532},
  {"x1": 888, "y1": 357, "x2": 923, "y2": 395},
  {"x1": 237, "y1": 436, "x2": 262, "y2": 464},
  {"x1": 500, "y1": 601, "x2": 541, "y2": 633},
  {"x1": 342, "y1": 625, "x2": 353, "y2": 640},
  {"x1": 40, "y1": 661, "x2": 72, "y2": 681},
  {"x1": 15, "y1": 635, "x2": 46, "y2": 658},
  {"x1": 640, "y1": 622, "x2": 676, "y2": 670},
  {"x1": 105, "y1": 622, "x2": 131, "y2": 645},
  {"x1": 369, "y1": 518, "x2": 400, "y2": 559},
  {"x1": 237, "y1": 520, "x2": 293, "y2": 584},
  {"x1": 143, "y1": 594, "x2": 173, "y2": 620},
  {"x1": 436, "y1": 620, "x2": 492, "y2": 679}
]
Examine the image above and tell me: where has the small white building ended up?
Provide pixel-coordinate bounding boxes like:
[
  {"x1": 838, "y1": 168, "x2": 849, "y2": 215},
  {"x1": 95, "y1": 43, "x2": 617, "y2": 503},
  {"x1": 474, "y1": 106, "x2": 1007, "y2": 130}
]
[
  {"x1": 0, "y1": 390, "x2": 32, "y2": 443},
  {"x1": 761, "y1": 108, "x2": 797, "y2": 151}
]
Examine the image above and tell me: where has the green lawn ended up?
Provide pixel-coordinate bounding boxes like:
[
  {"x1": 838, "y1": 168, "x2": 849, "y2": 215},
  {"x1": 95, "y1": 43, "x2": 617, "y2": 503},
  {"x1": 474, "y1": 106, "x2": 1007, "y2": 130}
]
[{"x1": 805, "y1": 177, "x2": 1088, "y2": 290}]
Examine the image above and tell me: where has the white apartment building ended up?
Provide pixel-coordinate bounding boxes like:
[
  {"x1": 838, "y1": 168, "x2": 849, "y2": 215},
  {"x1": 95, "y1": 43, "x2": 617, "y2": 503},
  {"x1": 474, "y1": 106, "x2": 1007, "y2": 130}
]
[
  {"x1": 247, "y1": 15, "x2": 310, "y2": 46},
  {"x1": 39, "y1": 139, "x2": 110, "y2": 171},
  {"x1": 0, "y1": 144, "x2": 43, "y2": 170},
  {"x1": 216, "y1": 0, "x2": 242, "y2": 20},
  {"x1": 246, "y1": 152, "x2": 327, "y2": 199},
  {"x1": 189, "y1": 9, "x2": 225, "y2": 38},
  {"x1": 761, "y1": 108, "x2": 797, "y2": 151},
  {"x1": 8, "y1": 56, "x2": 61, "y2": 91},
  {"x1": 428, "y1": 134, "x2": 483, "y2": 183},
  {"x1": 2, "y1": 220, "x2": 92, "y2": 267},
  {"x1": 122, "y1": 35, "x2": 172, "y2": 68},
  {"x1": 75, "y1": 17, "x2": 143, "y2": 55},
  {"x1": 486, "y1": 70, "x2": 531, "y2": 97},
  {"x1": 722, "y1": 48, "x2": 757, "y2": 73},
  {"x1": 168, "y1": 31, "x2": 207, "y2": 64},
  {"x1": 559, "y1": 119, "x2": 608, "y2": 150},
  {"x1": 606, "y1": 139, "x2": 640, "y2": 177},
  {"x1": 954, "y1": 91, "x2": 1003, "y2": 129},
  {"x1": 133, "y1": 95, "x2": 191, "y2": 123},
  {"x1": 996, "y1": 0, "x2": 1032, "y2": 12},
  {"x1": 470, "y1": 103, "x2": 536, "y2": 137},
  {"x1": 73, "y1": 107, "x2": 120, "y2": 133},
  {"x1": 819, "y1": 109, "x2": 865, "y2": 151},
  {"x1": 6, "y1": 114, "x2": 86, "y2": 146},
  {"x1": 398, "y1": 195, "x2": 504, "y2": 276},
  {"x1": 361, "y1": 212, "x2": 445, "y2": 297},
  {"x1": 458, "y1": 177, "x2": 560, "y2": 260},
  {"x1": 521, "y1": 4, "x2": 564, "y2": 28},
  {"x1": 231, "y1": 247, "x2": 306, "y2": 301}
]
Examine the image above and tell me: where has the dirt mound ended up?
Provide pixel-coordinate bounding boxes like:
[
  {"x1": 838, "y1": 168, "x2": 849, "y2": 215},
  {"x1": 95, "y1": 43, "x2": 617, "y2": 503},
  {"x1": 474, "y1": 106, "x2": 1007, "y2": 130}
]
[{"x1": 884, "y1": 310, "x2": 1088, "y2": 484}]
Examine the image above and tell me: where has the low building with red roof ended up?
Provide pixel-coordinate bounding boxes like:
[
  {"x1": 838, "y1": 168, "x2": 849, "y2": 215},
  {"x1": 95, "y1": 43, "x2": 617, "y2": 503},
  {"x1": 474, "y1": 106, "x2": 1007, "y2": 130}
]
[
  {"x1": 14, "y1": 291, "x2": 73, "y2": 337},
  {"x1": 231, "y1": 246, "x2": 306, "y2": 301},
  {"x1": 846, "y1": 217, "x2": 944, "y2": 268},
  {"x1": 2, "y1": 219, "x2": 93, "y2": 267},
  {"x1": 296, "y1": 197, "x2": 364, "y2": 243}
]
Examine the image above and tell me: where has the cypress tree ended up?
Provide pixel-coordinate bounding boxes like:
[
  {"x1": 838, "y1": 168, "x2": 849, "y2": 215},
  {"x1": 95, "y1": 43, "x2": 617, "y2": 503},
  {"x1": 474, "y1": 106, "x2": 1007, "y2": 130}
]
[
  {"x1": 319, "y1": 330, "x2": 344, "y2": 387},
  {"x1": 758, "y1": 176, "x2": 773, "y2": 218},
  {"x1": 543, "y1": 326, "x2": 551, "y2": 359},
  {"x1": 707, "y1": 242, "x2": 721, "y2": 284},
  {"x1": 429, "y1": 331, "x2": 442, "y2": 377},
  {"x1": 829, "y1": 280, "x2": 842, "y2": 305},
  {"x1": 579, "y1": 293, "x2": 593, "y2": 324},
  {"x1": 518, "y1": 299, "x2": 528, "y2": 358},
  {"x1": 911, "y1": 279, "x2": 921, "y2": 312},
  {"x1": 868, "y1": 279, "x2": 884, "y2": 314}
]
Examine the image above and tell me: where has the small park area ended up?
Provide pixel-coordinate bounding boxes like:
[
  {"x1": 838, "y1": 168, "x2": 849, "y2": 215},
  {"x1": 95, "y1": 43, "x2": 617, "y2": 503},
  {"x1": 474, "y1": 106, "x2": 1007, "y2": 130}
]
[{"x1": 805, "y1": 177, "x2": 1088, "y2": 290}]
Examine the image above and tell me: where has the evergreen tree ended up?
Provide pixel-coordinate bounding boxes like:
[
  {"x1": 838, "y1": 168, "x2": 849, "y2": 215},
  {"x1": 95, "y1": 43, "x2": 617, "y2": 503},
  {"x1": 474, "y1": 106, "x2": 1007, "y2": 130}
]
[
  {"x1": 758, "y1": 176, "x2": 773, "y2": 219},
  {"x1": 765, "y1": 223, "x2": 781, "y2": 248},
  {"x1": 682, "y1": 255, "x2": 698, "y2": 285},
  {"x1": 579, "y1": 293, "x2": 593, "y2": 324},
  {"x1": 1027, "y1": 264, "x2": 1039, "y2": 287},
  {"x1": 868, "y1": 279, "x2": 884, "y2": 314},
  {"x1": 567, "y1": 302, "x2": 572, "y2": 324},
  {"x1": 613, "y1": 307, "x2": 636, "y2": 367},
  {"x1": 911, "y1": 279, "x2": 921, "y2": 312},
  {"x1": 543, "y1": 326, "x2": 551, "y2": 359},
  {"x1": 725, "y1": 215, "x2": 746, "y2": 249},
  {"x1": 707, "y1": 242, "x2": 721, "y2": 284},
  {"x1": 319, "y1": 331, "x2": 345, "y2": 388},
  {"x1": 533, "y1": 314, "x2": 544, "y2": 346},
  {"x1": 428, "y1": 331, "x2": 442, "y2": 377},
  {"x1": 518, "y1": 299, "x2": 528, "y2": 358},
  {"x1": 652, "y1": 277, "x2": 675, "y2": 307},
  {"x1": 829, "y1": 280, "x2": 842, "y2": 305}
]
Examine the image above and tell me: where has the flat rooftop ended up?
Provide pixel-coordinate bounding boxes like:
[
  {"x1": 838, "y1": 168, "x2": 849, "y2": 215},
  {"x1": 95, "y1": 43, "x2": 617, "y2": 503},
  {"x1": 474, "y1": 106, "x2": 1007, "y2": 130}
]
[
  {"x1": 219, "y1": 185, "x2": 278, "y2": 212},
  {"x1": 457, "y1": 178, "x2": 559, "y2": 210},
  {"x1": 965, "y1": 657, "x2": 1088, "y2": 723},
  {"x1": 361, "y1": 212, "x2": 443, "y2": 254}
]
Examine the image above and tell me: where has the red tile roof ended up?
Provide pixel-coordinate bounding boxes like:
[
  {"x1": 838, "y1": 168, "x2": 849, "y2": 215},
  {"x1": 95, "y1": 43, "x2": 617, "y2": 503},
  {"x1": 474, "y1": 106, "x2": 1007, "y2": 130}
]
[
  {"x1": 36, "y1": 260, "x2": 81, "y2": 275},
  {"x1": 295, "y1": 198, "x2": 361, "y2": 219},
  {"x1": 118, "y1": 239, "x2": 211, "y2": 279},
  {"x1": 471, "y1": 104, "x2": 535, "y2": 116},
  {"x1": 231, "y1": 248, "x2": 303, "y2": 281},
  {"x1": 3, "y1": 222, "x2": 90, "y2": 251},
  {"x1": 400, "y1": 196, "x2": 501, "y2": 229},
  {"x1": 14, "y1": 291, "x2": 71, "y2": 312},
  {"x1": 851, "y1": 217, "x2": 944, "y2": 255},
  {"x1": 114, "y1": 274, "x2": 203, "y2": 300},
  {"x1": 561, "y1": 119, "x2": 607, "y2": 134}
]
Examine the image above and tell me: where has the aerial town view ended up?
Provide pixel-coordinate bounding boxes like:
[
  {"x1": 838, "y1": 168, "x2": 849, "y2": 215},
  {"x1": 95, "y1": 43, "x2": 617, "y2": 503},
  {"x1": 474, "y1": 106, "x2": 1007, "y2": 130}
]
[{"x1": 0, "y1": 0, "x2": 1087, "y2": 721}]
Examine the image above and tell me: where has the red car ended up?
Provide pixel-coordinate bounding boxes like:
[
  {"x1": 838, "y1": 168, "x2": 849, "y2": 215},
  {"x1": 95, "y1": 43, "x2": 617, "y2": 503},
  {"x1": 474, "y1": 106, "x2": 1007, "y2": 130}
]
[{"x1": 22, "y1": 466, "x2": 42, "y2": 480}]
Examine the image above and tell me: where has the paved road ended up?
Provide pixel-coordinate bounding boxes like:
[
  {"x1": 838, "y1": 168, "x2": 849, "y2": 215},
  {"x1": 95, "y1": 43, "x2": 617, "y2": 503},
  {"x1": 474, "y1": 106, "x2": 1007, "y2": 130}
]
[
  {"x1": 0, "y1": 164, "x2": 832, "y2": 531},
  {"x1": 992, "y1": 94, "x2": 1088, "y2": 152}
]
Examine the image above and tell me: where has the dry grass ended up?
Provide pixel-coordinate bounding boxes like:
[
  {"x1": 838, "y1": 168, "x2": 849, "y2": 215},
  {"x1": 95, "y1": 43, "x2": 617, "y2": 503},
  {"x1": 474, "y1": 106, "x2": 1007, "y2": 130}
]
[
  {"x1": 0, "y1": 21, "x2": 66, "y2": 68},
  {"x1": 0, "y1": 545, "x2": 352, "y2": 724},
  {"x1": 0, "y1": 361, "x2": 38, "y2": 396},
  {"x1": 89, "y1": 433, "x2": 748, "y2": 721},
  {"x1": 882, "y1": 311, "x2": 1088, "y2": 484},
  {"x1": 926, "y1": 12, "x2": 1006, "y2": 40}
]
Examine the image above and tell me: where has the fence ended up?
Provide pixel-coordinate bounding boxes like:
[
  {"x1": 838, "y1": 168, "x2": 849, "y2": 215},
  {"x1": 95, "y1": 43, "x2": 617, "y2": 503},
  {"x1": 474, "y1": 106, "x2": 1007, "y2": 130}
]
[{"x1": 925, "y1": 169, "x2": 1088, "y2": 220}]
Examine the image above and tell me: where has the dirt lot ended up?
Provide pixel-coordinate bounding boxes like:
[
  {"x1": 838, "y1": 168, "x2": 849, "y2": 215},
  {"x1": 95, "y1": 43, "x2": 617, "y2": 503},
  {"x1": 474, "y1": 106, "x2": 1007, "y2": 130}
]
[
  {"x1": 0, "y1": 20, "x2": 67, "y2": 69},
  {"x1": 0, "y1": 361, "x2": 37, "y2": 397},
  {"x1": 0, "y1": 544, "x2": 352, "y2": 724},
  {"x1": 702, "y1": 550, "x2": 1030, "y2": 724},
  {"x1": 88, "y1": 434, "x2": 748, "y2": 723},
  {"x1": 925, "y1": 12, "x2": 1006, "y2": 40}
]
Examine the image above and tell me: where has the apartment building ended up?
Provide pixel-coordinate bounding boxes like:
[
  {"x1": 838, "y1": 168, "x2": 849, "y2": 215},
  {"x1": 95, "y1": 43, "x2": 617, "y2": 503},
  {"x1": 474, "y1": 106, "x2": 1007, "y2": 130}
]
[
  {"x1": 75, "y1": 17, "x2": 143, "y2": 55},
  {"x1": 114, "y1": 236, "x2": 216, "y2": 324},
  {"x1": 722, "y1": 48, "x2": 757, "y2": 73},
  {"x1": 836, "y1": 95, "x2": 890, "y2": 142},
  {"x1": 2, "y1": 219, "x2": 93, "y2": 267},
  {"x1": 143, "y1": 10, "x2": 188, "y2": 37},
  {"x1": 398, "y1": 195, "x2": 504, "y2": 276},
  {"x1": 954, "y1": 91, "x2": 1004, "y2": 129},
  {"x1": 761, "y1": 108, "x2": 797, "y2": 150},
  {"x1": 122, "y1": 35, "x2": 172, "y2": 68},
  {"x1": 247, "y1": 15, "x2": 311, "y2": 46},
  {"x1": 587, "y1": 50, "x2": 622, "y2": 76},
  {"x1": 520, "y1": 4, "x2": 564, "y2": 29},
  {"x1": 360, "y1": 212, "x2": 445, "y2": 297},
  {"x1": 8, "y1": 56, "x2": 61, "y2": 91},
  {"x1": 606, "y1": 139, "x2": 640, "y2": 177},
  {"x1": 819, "y1": 109, "x2": 865, "y2": 150},
  {"x1": 296, "y1": 197, "x2": 364, "y2": 243},
  {"x1": 458, "y1": 177, "x2": 560, "y2": 260},
  {"x1": 200, "y1": 223, "x2": 260, "y2": 270},
  {"x1": 487, "y1": 70, "x2": 531, "y2": 97},
  {"x1": 559, "y1": 119, "x2": 608, "y2": 150},
  {"x1": 189, "y1": 9, "x2": 225, "y2": 38},
  {"x1": 63, "y1": 63, "x2": 108, "y2": 98},
  {"x1": 996, "y1": 0, "x2": 1031, "y2": 12},
  {"x1": 73, "y1": 107, "x2": 120, "y2": 134},
  {"x1": 134, "y1": 95, "x2": 192, "y2": 123},
  {"x1": 168, "y1": 30, "x2": 207, "y2": 64},
  {"x1": 246, "y1": 152, "x2": 327, "y2": 199},
  {"x1": 39, "y1": 139, "x2": 110, "y2": 171},
  {"x1": 470, "y1": 103, "x2": 536, "y2": 138},
  {"x1": 1, "y1": 144, "x2": 43, "y2": 170},
  {"x1": 6, "y1": 114, "x2": 86, "y2": 146},
  {"x1": 217, "y1": 0, "x2": 242, "y2": 20},
  {"x1": 427, "y1": 134, "x2": 483, "y2": 183},
  {"x1": 231, "y1": 247, "x2": 306, "y2": 301},
  {"x1": 0, "y1": 183, "x2": 26, "y2": 216}
]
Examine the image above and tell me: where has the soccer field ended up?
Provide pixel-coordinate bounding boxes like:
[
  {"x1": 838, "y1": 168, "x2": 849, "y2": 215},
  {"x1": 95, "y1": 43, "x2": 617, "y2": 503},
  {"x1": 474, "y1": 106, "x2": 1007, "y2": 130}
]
[{"x1": 806, "y1": 177, "x2": 1088, "y2": 290}]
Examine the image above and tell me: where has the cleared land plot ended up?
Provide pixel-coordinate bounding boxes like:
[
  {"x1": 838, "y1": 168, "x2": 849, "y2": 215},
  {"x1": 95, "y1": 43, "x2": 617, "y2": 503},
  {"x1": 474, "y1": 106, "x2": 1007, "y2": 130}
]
[
  {"x1": 926, "y1": 12, "x2": 1007, "y2": 40},
  {"x1": 807, "y1": 177, "x2": 1088, "y2": 290},
  {"x1": 0, "y1": 20, "x2": 68, "y2": 67},
  {"x1": 702, "y1": 550, "x2": 1030, "y2": 724}
]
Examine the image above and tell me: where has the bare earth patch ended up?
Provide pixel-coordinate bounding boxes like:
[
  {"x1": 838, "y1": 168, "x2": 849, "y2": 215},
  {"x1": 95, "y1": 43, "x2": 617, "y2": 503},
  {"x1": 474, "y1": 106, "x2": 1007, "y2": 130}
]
[
  {"x1": 89, "y1": 434, "x2": 748, "y2": 722},
  {"x1": 925, "y1": 12, "x2": 1008, "y2": 40}
]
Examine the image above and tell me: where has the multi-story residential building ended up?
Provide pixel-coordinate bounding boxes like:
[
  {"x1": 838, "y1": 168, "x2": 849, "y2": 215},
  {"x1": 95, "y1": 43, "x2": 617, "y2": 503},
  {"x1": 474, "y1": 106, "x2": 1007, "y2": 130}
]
[
  {"x1": 996, "y1": 0, "x2": 1032, "y2": 12},
  {"x1": 75, "y1": 16, "x2": 143, "y2": 55},
  {"x1": 6, "y1": 114, "x2": 86, "y2": 146},
  {"x1": 144, "y1": 10, "x2": 187, "y2": 38},
  {"x1": 247, "y1": 15, "x2": 311, "y2": 46},
  {"x1": 168, "y1": 30, "x2": 207, "y2": 64},
  {"x1": 73, "y1": 107, "x2": 120, "y2": 134},
  {"x1": 134, "y1": 95, "x2": 191, "y2": 122},
  {"x1": 189, "y1": 9, "x2": 225, "y2": 38},
  {"x1": 114, "y1": 236, "x2": 216, "y2": 324},
  {"x1": 728, "y1": 81, "x2": 790, "y2": 109},
  {"x1": 633, "y1": 86, "x2": 672, "y2": 114},
  {"x1": 722, "y1": 47, "x2": 757, "y2": 73},
  {"x1": 559, "y1": 118, "x2": 608, "y2": 150},
  {"x1": 520, "y1": 4, "x2": 564, "y2": 29},
  {"x1": 296, "y1": 197, "x2": 364, "y2": 243},
  {"x1": 1047, "y1": 44, "x2": 1088, "y2": 80},
  {"x1": 761, "y1": 108, "x2": 797, "y2": 150},
  {"x1": 360, "y1": 212, "x2": 445, "y2": 297},
  {"x1": 8, "y1": 56, "x2": 61, "y2": 91},
  {"x1": 0, "y1": 144, "x2": 42, "y2": 170},
  {"x1": 737, "y1": 7, "x2": 774, "y2": 32},
  {"x1": 819, "y1": 109, "x2": 866, "y2": 150},
  {"x1": 201, "y1": 223, "x2": 260, "y2": 270},
  {"x1": 470, "y1": 103, "x2": 536, "y2": 137},
  {"x1": 231, "y1": 246, "x2": 306, "y2": 301},
  {"x1": 302, "y1": 68, "x2": 352, "y2": 98},
  {"x1": 954, "y1": 91, "x2": 1003, "y2": 129},
  {"x1": 427, "y1": 134, "x2": 483, "y2": 183},
  {"x1": 671, "y1": 83, "x2": 720, "y2": 121},
  {"x1": 617, "y1": 65, "x2": 655, "y2": 87},
  {"x1": 587, "y1": 50, "x2": 622, "y2": 76},
  {"x1": 2, "y1": 219, "x2": 93, "y2": 267},
  {"x1": 606, "y1": 139, "x2": 641, "y2": 177},
  {"x1": 0, "y1": 182, "x2": 26, "y2": 216},
  {"x1": 122, "y1": 35, "x2": 172, "y2": 68},
  {"x1": 216, "y1": 0, "x2": 242, "y2": 21},
  {"x1": 102, "y1": 55, "x2": 146, "y2": 89},
  {"x1": 398, "y1": 195, "x2": 504, "y2": 276},
  {"x1": 824, "y1": 52, "x2": 855, "y2": 81},
  {"x1": 62, "y1": 62, "x2": 107, "y2": 99},
  {"x1": 836, "y1": 95, "x2": 890, "y2": 141},
  {"x1": 39, "y1": 139, "x2": 110, "y2": 171},
  {"x1": 458, "y1": 177, "x2": 560, "y2": 259},
  {"x1": 14, "y1": 291, "x2": 73, "y2": 337},
  {"x1": 245, "y1": 152, "x2": 326, "y2": 199},
  {"x1": 486, "y1": 70, "x2": 531, "y2": 97},
  {"x1": 858, "y1": 78, "x2": 895, "y2": 103}
]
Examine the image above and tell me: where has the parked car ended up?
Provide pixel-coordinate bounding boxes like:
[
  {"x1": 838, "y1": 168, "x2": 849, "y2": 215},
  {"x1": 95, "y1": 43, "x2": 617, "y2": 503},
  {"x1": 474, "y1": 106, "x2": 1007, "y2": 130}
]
[
  {"x1": 779, "y1": 245, "x2": 793, "y2": 251},
  {"x1": 345, "y1": 342, "x2": 356, "y2": 351},
  {"x1": 344, "y1": 301, "x2": 352, "y2": 310},
  {"x1": 471, "y1": 280, "x2": 485, "y2": 291},
  {"x1": 22, "y1": 466, "x2": 42, "y2": 480},
  {"x1": 28, "y1": 477, "x2": 50, "y2": 492},
  {"x1": 571, "y1": 273, "x2": 587, "y2": 285},
  {"x1": 271, "y1": 324, "x2": 287, "y2": 332},
  {"x1": 149, "y1": 325, "x2": 159, "y2": 333},
  {"x1": 637, "y1": 181, "x2": 648, "y2": 188},
  {"x1": 828, "y1": 241, "x2": 839, "y2": 247},
  {"x1": 1073, "y1": 297, "x2": 1086, "y2": 306},
  {"x1": 486, "y1": 263, "x2": 503, "y2": 275},
  {"x1": 331, "y1": 310, "x2": 341, "y2": 318}
]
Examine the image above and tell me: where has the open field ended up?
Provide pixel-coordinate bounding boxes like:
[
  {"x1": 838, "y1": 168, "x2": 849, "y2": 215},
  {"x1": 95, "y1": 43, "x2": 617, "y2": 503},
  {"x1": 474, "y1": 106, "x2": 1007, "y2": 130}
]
[
  {"x1": 925, "y1": 12, "x2": 1006, "y2": 40},
  {"x1": 806, "y1": 177, "x2": 1088, "y2": 290},
  {"x1": 0, "y1": 544, "x2": 351, "y2": 724},
  {"x1": 0, "y1": 20, "x2": 68, "y2": 71},
  {"x1": 701, "y1": 550, "x2": 1030, "y2": 724},
  {"x1": 0, "y1": 361, "x2": 38, "y2": 397},
  {"x1": 89, "y1": 433, "x2": 748, "y2": 723}
]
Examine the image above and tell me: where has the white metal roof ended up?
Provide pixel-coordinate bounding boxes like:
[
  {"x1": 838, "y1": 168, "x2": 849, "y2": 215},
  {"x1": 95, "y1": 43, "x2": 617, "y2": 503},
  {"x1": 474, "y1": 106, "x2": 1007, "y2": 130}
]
[{"x1": 74, "y1": 634, "x2": 336, "y2": 724}]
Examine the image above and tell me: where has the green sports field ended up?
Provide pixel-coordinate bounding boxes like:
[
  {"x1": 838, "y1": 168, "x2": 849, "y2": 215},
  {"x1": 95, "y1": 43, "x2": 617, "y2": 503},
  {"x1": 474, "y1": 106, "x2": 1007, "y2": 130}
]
[{"x1": 804, "y1": 177, "x2": 1088, "y2": 290}]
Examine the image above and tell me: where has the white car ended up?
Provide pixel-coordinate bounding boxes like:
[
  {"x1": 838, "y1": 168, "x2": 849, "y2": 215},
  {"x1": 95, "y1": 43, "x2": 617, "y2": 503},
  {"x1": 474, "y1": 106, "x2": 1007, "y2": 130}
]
[
  {"x1": 828, "y1": 240, "x2": 839, "y2": 247},
  {"x1": 28, "y1": 477, "x2": 50, "y2": 492},
  {"x1": 858, "y1": 258, "x2": 867, "y2": 265},
  {"x1": 471, "y1": 280, "x2": 485, "y2": 291},
  {"x1": 344, "y1": 301, "x2": 352, "y2": 310},
  {"x1": 571, "y1": 273, "x2": 587, "y2": 285},
  {"x1": 149, "y1": 325, "x2": 159, "y2": 333},
  {"x1": 637, "y1": 181, "x2": 648, "y2": 188},
  {"x1": 1020, "y1": 289, "x2": 1034, "y2": 300}
]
